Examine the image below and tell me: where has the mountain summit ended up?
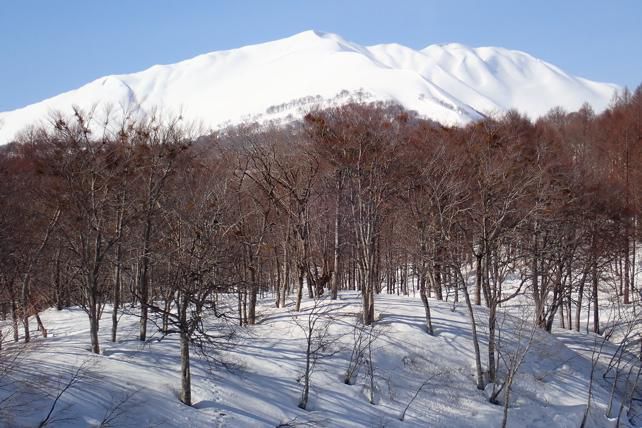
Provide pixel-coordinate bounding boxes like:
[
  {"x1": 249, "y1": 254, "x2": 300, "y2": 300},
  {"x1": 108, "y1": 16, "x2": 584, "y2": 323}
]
[{"x1": 0, "y1": 31, "x2": 619, "y2": 143}]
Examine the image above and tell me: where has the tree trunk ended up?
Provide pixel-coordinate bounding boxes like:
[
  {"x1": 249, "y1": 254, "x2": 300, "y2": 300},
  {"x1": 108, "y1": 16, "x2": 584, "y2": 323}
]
[
  {"x1": 331, "y1": 174, "x2": 342, "y2": 300},
  {"x1": 281, "y1": 252, "x2": 289, "y2": 308},
  {"x1": 624, "y1": 235, "x2": 631, "y2": 304},
  {"x1": 54, "y1": 248, "x2": 64, "y2": 311},
  {"x1": 361, "y1": 264, "x2": 372, "y2": 325},
  {"x1": 112, "y1": 243, "x2": 122, "y2": 342},
  {"x1": 307, "y1": 277, "x2": 314, "y2": 299},
  {"x1": 112, "y1": 198, "x2": 124, "y2": 342},
  {"x1": 459, "y1": 269, "x2": 484, "y2": 390},
  {"x1": 532, "y1": 232, "x2": 546, "y2": 329},
  {"x1": 274, "y1": 248, "x2": 282, "y2": 308},
  {"x1": 179, "y1": 331, "x2": 191, "y2": 406},
  {"x1": 242, "y1": 291, "x2": 247, "y2": 325},
  {"x1": 559, "y1": 303, "x2": 565, "y2": 329},
  {"x1": 177, "y1": 290, "x2": 192, "y2": 406},
  {"x1": 35, "y1": 313, "x2": 47, "y2": 338},
  {"x1": 281, "y1": 234, "x2": 290, "y2": 308},
  {"x1": 295, "y1": 267, "x2": 304, "y2": 312},
  {"x1": 434, "y1": 262, "x2": 443, "y2": 301},
  {"x1": 162, "y1": 295, "x2": 172, "y2": 334},
  {"x1": 630, "y1": 227, "x2": 636, "y2": 305},
  {"x1": 299, "y1": 335, "x2": 312, "y2": 410},
  {"x1": 139, "y1": 216, "x2": 152, "y2": 342},
  {"x1": 21, "y1": 274, "x2": 31, "y2": 343},
  {"x1": 248, "y1": 269, "x2": 258, "y2": 325},
  {"x1": 419, "y1": 273, "x2": 434, "y2": 335},
  {"x1": 488, "y1": 303, "x2": 497, "y2": 383},
  {"x1": 89, "y1": 312, "x2": 100, "y2": 355},
  {"x1": 10, "y1": 293, "x2": 19, "y2": 342},
  {"x1": 88, "y1": 279, "x2": 101, "y2": 354},
  {"x1": 237, "y1": 290, "x2": 243, "y2": 326},
  {"x1": 475, "y1": 253, "x2": 482, "y2": 305},
  {"x1": 501, "y1": 381, "x2": 511, "y2": 428},
  {"x1": 566, "y1": 263, "x2": 573, "y2": 330},
  {"x1": 592, "y1": 262, "x2": 600, "y2": 335},
  {"x1": 368, "y1": 280, "x2": 375, "y2": 324},
  {"x1": 575, "y1": 270, "x2": 587, "y2": 332}
]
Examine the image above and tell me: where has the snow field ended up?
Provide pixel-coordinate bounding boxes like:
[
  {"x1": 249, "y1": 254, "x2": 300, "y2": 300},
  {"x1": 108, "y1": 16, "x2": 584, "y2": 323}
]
[{"x1": 0, "y1": 291, "x2": 638, "y2": 427}]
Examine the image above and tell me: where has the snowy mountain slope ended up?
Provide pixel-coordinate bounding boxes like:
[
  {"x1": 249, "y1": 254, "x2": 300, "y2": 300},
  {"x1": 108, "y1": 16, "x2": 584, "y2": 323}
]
[
  {"x1": 0, "y1": 293, "x2": 637, "y2": 427},
  {"x1": 0, "y1": 30, "x2": 620, "y2": 144}
]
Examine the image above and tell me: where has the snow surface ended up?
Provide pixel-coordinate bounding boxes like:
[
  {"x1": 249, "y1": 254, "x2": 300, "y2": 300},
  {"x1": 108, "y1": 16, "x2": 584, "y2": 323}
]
[
  {"x1": 0, "y1": 30, "x2": 620, "y2": 144},
  {"x1": 1, "y1": 292, "x2": 638, "y2": 427}
]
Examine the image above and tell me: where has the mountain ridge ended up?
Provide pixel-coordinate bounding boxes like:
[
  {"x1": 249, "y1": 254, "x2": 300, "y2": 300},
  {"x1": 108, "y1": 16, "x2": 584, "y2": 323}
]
[{"x1": 0, "y1": 30, "x2": 620, "y2": 144}]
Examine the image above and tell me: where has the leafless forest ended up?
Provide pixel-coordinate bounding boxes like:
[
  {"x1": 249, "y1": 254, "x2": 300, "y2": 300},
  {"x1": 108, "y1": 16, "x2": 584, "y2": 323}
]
[{"x1": 1, "y1": 87, "x2": 641, "y2": 420}]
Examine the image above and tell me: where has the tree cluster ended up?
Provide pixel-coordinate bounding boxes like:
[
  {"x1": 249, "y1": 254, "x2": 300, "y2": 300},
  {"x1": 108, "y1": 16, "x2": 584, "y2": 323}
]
[{"x1": 1, "y1": 86, "x2": 641, "y2": 407}]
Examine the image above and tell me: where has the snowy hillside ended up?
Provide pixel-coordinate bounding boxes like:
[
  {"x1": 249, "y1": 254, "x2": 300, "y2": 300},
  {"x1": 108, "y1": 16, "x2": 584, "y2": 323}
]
[
  {"x1": 0, "y1": 30, "x2": 620, "y2": 144},
  {"x1": 0, "y1": 293, "x2": 638, "y2": 427}
]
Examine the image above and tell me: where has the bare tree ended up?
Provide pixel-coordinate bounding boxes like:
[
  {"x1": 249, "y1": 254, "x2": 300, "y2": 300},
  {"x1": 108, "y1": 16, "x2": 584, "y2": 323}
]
[
  {"x1": 294, "y1": 296, "x2": 338, "y2": 410},
  {"x1": 145, "y1": 153, "x2": 237, "y2": 406},
  {"x1": 488, "y1": 310, "x2": 537, "y2": 428}
]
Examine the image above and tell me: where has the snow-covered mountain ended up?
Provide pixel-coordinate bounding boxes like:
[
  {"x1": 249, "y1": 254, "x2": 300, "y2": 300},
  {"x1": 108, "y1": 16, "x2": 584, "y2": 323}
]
[{"x1": 0, "y1": 30, "x2": 620, "y2": 144}]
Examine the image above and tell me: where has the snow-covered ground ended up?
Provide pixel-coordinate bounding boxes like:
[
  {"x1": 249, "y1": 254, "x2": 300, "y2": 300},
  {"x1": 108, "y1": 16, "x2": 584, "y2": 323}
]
[{"x1": 0, "y1": 292, "x2": 639, "y2": 427}]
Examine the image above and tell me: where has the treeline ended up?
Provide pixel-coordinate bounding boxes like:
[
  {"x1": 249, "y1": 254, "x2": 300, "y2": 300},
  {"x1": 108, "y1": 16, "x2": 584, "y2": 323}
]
[{"x1": 0, "y1": 86, "x2": 641, "y2": 404}]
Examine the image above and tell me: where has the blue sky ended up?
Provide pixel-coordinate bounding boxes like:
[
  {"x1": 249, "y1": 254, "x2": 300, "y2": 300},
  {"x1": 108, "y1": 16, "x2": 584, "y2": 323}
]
[{"x1": 1, "y1": 1, "x2": 640, "y2": 111}]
